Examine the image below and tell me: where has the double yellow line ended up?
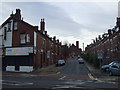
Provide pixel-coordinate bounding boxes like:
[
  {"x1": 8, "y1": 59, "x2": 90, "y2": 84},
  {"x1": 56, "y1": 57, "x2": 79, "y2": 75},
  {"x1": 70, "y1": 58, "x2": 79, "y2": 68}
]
[{"x1": 88, "y1": 73, "x2": 98, "y2": 80}]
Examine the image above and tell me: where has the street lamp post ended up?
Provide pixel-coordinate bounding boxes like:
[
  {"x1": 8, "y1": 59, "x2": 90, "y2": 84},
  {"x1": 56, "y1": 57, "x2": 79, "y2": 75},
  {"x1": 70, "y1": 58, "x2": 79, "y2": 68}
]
[{"x1": 83, "y1": 43, "x2": 84, "y2": 52}]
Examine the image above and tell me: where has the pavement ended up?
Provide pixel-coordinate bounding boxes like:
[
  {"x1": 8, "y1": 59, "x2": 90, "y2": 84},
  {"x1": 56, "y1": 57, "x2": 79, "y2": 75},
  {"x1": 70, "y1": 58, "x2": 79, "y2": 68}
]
[
  {"x1": 2, "y1": 64, "x2": 64, "y2": 78},
  {"x1": 84, "y1": 60, "x2": 120, "y2": 83},
  {"x1": 31, "y1": 64, "x2": 63, "y2": 75},
  {"x1": 31, "y1": 58, "x2": 71, "y2": 75},
  {"x1": 2, "y1": 57, "x2": 120, "y2": 83},
  {"x1": 31, "y1": 58, "x2": 120, "y2": 83},
  {"x1": 2, "y1": 59, "x2": 67, "y2": 77}
]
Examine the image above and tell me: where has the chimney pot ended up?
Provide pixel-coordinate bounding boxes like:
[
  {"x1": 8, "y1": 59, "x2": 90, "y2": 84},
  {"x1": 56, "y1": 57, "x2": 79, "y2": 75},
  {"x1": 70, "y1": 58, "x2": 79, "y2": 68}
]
[{"x1": 16, "y1": 9, "x2": 21, "y2": 15}]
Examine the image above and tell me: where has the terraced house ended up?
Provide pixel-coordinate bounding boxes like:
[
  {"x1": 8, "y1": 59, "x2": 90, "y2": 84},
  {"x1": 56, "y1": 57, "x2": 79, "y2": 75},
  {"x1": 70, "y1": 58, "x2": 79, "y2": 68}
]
[
  {"x1": 85, "y1": 17, "x2": 120, "y2": 66},
  {"x1": 0, "y1": 9, "x2": 72, "y2": 72}
]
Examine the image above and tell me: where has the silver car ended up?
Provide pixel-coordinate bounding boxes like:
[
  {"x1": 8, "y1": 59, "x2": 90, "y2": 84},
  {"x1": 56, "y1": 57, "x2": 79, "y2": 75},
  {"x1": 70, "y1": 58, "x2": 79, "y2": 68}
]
[
  {"x1": 78, "y1": 58, "x2": 84, "y2": 64},
  {"x1": 109, "y1": 63, "x2": 120, "y2": 76},
  {"x1": 55, "y1": 60, "x2": 65, "y2": 66}
]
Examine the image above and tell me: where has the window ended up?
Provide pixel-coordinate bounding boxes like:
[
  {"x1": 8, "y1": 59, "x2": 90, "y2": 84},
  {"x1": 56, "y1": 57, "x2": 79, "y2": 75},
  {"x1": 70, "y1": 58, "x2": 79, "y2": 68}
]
[
  {"x1": 43, "y1": 38, "x2": 45, "y2": 46},
  {"x1": 20, "y1": 33, "x2": 30, "y2": 44},
  {"x1": 8, "y1": 21, "x2": 11, "y2": 32},
  {"x1": 111, "y1": 65, "x2": 118, "y2": 69},
  {"x1": 26, "y1": 34, "x2": 30, "y2": 42},
  {"x1": 4, "y1": 27, "x2": 7, "y2": 40},
  {"x1": 14, "y1": 22, "x2": 17, "y2": 30},
  {"x1": 20, "y1": 33, "x2": 26, "y2": 44}
]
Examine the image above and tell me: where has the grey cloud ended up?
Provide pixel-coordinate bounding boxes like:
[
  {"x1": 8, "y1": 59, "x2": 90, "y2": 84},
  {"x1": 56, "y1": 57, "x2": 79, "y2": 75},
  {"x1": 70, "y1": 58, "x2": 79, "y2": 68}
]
[
  {"x1": 1, "y1": 2, "x2": 118, "y2": 47},
  {"x1": 3, "y1": 2, "x2": 82, "y2": 37}
]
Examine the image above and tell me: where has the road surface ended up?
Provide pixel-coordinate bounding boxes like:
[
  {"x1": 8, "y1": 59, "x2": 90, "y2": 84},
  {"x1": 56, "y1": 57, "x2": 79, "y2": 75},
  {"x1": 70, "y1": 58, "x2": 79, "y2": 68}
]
[{"x1": 2, "y1": 57, "x2": 120, "y2": 90}]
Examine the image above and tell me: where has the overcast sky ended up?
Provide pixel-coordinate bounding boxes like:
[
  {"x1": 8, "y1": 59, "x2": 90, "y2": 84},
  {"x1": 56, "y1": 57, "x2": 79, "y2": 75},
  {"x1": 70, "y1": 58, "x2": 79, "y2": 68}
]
[{"x1": 0, "y1": 0, "x2": 119, "y2": 50}]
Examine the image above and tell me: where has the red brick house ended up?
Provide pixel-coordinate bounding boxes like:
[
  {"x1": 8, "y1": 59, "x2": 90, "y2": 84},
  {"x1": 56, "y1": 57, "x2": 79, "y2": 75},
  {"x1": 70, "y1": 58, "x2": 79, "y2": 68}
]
[
  {"x1": 85, "y1": 17, "x2": 120, "y2": 66},
  {"x1": 1, "y1": 9, "x2": 37, "y2": 72},
  {"x1": 0, "y1": 9, "x2": 65, "y2": 72}
]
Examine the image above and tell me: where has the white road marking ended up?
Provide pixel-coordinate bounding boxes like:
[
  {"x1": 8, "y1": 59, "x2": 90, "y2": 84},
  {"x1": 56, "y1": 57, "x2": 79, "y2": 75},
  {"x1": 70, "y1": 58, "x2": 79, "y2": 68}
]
[
  {"x1": 2, "y1": 83, "x2": 20, "y2": 86},
  {"x1": 65, "y1": 80, "x2": 85, "y2": 85},
  {"x1": 88, "y1": 73, "x2": 98, "y2": 80},
  {"x1": 57, "y1": 72, "x2": 60, "y2": 74},
  {"x1": 59, "y1": 76, "x2": 66, "y2": 80},
  {"x1": 53, "y1": 85, "x2": 76, "y2": 89},
  {"x1": 2, "y1": 80, "x2": 33, "y2": 86}
]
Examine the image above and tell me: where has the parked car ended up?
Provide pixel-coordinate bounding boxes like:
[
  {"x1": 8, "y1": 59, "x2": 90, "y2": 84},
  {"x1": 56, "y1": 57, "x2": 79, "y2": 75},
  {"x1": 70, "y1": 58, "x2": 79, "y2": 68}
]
[
  {"x1": 109, "y1": 63, "x2": 120, "y2": 76},
  {"x1": 100, "y1": 61, "x2": 119, "y2": 72},
  {"x1": 78, "y1": 58, "x2": 84, "y2": 64},
  {"x1": 55, "y1": 60, "x2": 65, "y2": 67},
  {"x1": 77, "y1": 56, "x2": 81, "y2": 59}
]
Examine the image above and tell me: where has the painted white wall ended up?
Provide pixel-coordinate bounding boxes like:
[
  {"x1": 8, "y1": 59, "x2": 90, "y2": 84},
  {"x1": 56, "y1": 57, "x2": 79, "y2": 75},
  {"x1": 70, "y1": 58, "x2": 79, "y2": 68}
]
[
  {"x1": 0, "y1": 28, "x2": 3, "y2": 56},
  {"x1": 0, "y1": 29, "x2": 2, "y2": 48},
  {"x1": 6, "y1": 66, "x2": 33, "y2": 72},
  {"x1": 34, "y1": 31, "x2": 37, "y2": 47},
  {"x1": 34, "y1": 31, "x2": 37, "y2": 54},
  {"x1": 6, "y1": 66, "x2": 15, "y2": 71},
  {"x1": 4, "y1": 32, "x2": 12, "y2": 47},
  {"x1": 2, "y1": 19, "x2": 13, "y2": 47},
  {"x1": 20, "y1": 66, "x2": 33, "y2": 72}
]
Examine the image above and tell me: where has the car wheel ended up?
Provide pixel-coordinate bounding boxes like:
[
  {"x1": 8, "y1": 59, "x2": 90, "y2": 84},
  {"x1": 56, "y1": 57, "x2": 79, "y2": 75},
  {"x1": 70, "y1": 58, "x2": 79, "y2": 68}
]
[
  {"x1": 56, "y1": 64, "x2": 58, "y2": 67},
  {"x1": 109, "y1": 71, "x2": 113, "y2": 76},
  {"x1": 106, "y1": 68, "x2": 109, "y2": 72}
]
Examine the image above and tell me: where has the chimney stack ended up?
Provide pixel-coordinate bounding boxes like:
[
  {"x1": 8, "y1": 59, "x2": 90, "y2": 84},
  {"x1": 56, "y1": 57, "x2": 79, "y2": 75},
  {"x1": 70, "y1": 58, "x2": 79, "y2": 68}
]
[
  {"x1": 98, "y1": 35, "x2": 102, "y2": 40},
  {"x1": 45, "y1": 31, "x2": 47, "y2": 35},
  {"x1": 108, "y1": 29, "x2": 112, "y2": 36},
  {"x1": 112, "y1": 29, "x2": 116, "y2": 33},
  {"x1": 40, "y1": 18, "x2": 45, "y2": 30},
  {"x1": 16, "y1": 9, "x2": 21, "y2": 15},
  {"x1": 53, "y1": 36, "x2": 56, "y2": 41},
  {"x1": 15, "y1": 9, "x2": 21, "y2": 20},
  {"x1": 95, "y1": 37, "x2": 98, "y2": 42},
  {"x1": 57, "y1": 39, "x2": 59, "y2": 43},
  {"x1": 76, "y1": 41, "x2": 79, "y2": 48},
  {"x1": 116, "y1": 17, "x2": 120, "y2": 26},
  {"x1": 60, "y1": 42, "x2": 62, "y2": 45},
  {"x1": 10, "y1": 11, "x2": 13, "y2": 16}
]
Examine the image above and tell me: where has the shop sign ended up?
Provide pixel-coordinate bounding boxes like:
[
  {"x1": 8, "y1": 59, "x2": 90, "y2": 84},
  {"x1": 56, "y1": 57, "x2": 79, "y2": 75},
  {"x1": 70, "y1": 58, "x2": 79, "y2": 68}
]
[{"x1": 6, "y1": 47, "x2": 33, "y2": 56}]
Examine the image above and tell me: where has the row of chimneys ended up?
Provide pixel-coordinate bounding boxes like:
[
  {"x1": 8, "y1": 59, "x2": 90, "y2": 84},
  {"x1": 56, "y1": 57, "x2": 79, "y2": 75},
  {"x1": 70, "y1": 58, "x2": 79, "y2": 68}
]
[
  {"x1": 11, "y1": 9, "x2": 46, "y2": 31},
  {"x1": 69, "y1": 41, "x2": 79, "y2": 49},
  {"x1": 39, "y1": 16, "x2": 80, "y2": 48},
  {"x1": 93, "y1": 29, "x2": 117, "y2": 43},
  {"x1": 92, "y1": 17, "x2": 120, "y2": 43},
  {"x1": 10, "y1": 9, "x2": 62, "y2": 45}
]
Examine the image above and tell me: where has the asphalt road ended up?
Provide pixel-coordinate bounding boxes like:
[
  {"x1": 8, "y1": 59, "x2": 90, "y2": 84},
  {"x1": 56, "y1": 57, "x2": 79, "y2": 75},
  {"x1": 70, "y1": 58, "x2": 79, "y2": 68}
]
[{"x1": 1, "y1": 57, "x2": 120, "y2": 90}]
